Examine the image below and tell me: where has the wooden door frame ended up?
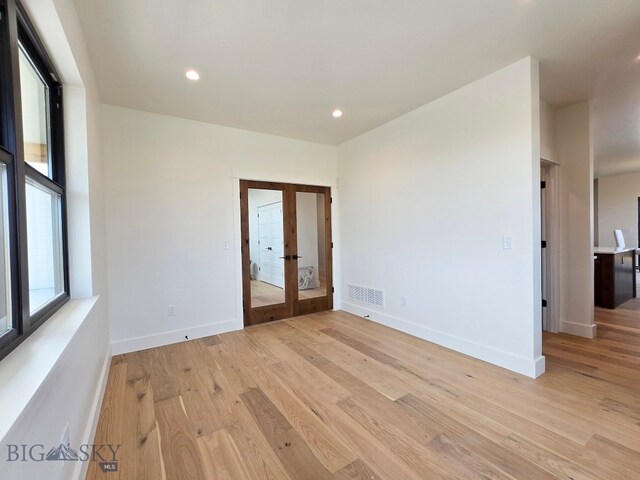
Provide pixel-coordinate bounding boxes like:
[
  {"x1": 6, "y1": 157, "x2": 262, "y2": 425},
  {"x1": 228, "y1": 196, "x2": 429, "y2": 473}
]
[{"x1": 240, "y1": 180, "x2": 333, "y2": 327}]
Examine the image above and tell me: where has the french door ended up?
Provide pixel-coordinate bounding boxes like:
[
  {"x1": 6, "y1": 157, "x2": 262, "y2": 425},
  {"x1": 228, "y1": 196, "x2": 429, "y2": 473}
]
[{"x1": 240, "y1": 180, "x2": 333, "y2": 326}]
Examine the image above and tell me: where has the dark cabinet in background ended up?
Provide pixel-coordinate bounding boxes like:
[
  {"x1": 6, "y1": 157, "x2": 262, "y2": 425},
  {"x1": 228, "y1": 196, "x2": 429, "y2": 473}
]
[{"x1": 594, "y1": 248, "x2": 636, "y2": 309}]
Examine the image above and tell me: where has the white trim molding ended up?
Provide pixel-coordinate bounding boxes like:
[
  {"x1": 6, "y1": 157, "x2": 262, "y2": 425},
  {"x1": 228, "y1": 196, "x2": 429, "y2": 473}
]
[
  {"x1": 75, "y1": 345, "x2": 111, "y2": 480},
  {"x1": 231, "y1": 167, "x2": 337, "y2": 188},
  {"x1": 560, "y1": 320, "x2": 597, "y2": 339},
  {"x1": 341, "y1": 301, "x2": 546, "y2": 379},
  {"x1": 111, "y1": 319, "x2": 240, "y2": 355}
]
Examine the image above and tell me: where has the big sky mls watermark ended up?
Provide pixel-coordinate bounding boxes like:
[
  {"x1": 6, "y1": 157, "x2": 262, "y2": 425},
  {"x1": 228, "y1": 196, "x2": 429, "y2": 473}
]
[{"x1": 6, "y1": 442, "x2": 121, "y2": 473}]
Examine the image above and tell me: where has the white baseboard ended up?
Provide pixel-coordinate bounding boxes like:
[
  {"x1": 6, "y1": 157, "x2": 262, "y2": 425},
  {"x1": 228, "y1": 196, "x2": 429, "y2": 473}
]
[
  {"x1": 341, "y1": 301, "x2": 545, "y2": 379},
  {"x1": 111, "y1": 319, "x2": 240, "y2": 355},
  {"x1": 560, "y1": 320, "x2": 597, "y2": 339},
  {"x1": 74, "y1": 345, "x2": 112, "y2": 480}
]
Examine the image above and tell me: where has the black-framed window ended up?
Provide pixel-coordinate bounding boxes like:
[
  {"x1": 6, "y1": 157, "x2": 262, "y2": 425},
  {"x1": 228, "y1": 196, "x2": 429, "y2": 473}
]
[{"x1": 0, "y1": 0, "x2": 69, "y2": 360}]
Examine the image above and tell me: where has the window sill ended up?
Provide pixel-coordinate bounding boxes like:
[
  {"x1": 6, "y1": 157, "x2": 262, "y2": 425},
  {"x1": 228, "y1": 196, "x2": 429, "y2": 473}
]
[{"x1": 0, "y1": 296, "x2": 99, "y2": 442}]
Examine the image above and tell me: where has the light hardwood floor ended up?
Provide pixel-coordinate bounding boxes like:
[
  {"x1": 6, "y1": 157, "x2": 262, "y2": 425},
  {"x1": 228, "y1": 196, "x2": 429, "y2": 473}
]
[
  {"x1": 87, "y1": 310, "x2": 640, "y2": 479},
  {"x1": 251, "y1": 279, "x2": 327, "y2": 307}
]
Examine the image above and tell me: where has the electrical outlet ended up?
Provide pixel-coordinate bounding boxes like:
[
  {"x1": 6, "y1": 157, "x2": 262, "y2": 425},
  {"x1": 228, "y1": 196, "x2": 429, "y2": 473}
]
[
  {"x1": 502, "y1": 236, "x2": 513, "y2": 250},
  {"x1": 168, "y1": 305, "x2": 176, "y2": 316},
  {"x1": 401, "y1": 296, "x2": 408, "y2": 307}
]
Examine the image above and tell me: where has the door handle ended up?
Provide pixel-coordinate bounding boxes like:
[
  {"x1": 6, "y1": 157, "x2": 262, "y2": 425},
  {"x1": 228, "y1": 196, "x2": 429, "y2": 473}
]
[
  {"x1": 267, "y1": 247, "x2": 273, "y2": 251},
  {"x1": 277, "y1": 255, "x2": 302, "y2": 260}
]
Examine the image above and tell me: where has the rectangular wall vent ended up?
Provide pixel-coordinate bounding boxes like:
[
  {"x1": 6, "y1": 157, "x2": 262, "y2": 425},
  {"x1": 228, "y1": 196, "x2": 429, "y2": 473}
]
[{"x1": 348, "y1": 284, "x2": 385, "y2": 308}]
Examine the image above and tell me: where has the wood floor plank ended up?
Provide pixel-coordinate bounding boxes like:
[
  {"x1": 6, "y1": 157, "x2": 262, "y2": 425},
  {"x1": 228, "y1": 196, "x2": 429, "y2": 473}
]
[
  {"x1": 296, "y1": 393, "x2": 429, "y2": 480},
  {"x1": 426, "y1": 433, "x2": 516, "y2": 480},
  {"x1": 219, "y1": 330, "x2": 358, "y2": 472},
  {"x1": 271, "y1": 359, "x2": 443, "y2": 445},
  {"x1": 333, "y1": 459, "x2": 383, "y2": 480},
  {"x1": 224, "y1": 418, "x2": 293, "y2": 480},
  {"x1": 337, "y1": 396, "x2": 458, "y2": 480},
  {"x1": 147, "y1": 346, "x2": 182, "y2": 402},
  {"x1": 212, "y1": 368, "x2": 293, "y2": 480},
  {"x1": 395, "y1": 393, "x2": 559, "y2": 480},
  {"x1": 166, "y1": 342, "x2": 229, "y2": 438},
  {"x1": 292, "y1": 327, "x2": 413, "y2": 400},
  {"x1": 208, "y1": 342, "x2": 260, "y2": 394},
  {"x1": 121, "y1": 359, "x2": 164, "y2": 480},
  {"x1": 156, "y1": 396, "x2": 206, "y2": 480},
  {"x1": 239, "y1": 387, "x2": 335, "y2": 480},
  {"x1": 502, "y1": 433, "x2": 604, "y2": 480},
  {"x1": 246, "y1": 327, "x2": 352, "y2": 402},
  {"x1": 585, "y1": 434, "x2": 640, "y2": 475},
  {"x1": 86, "y1": 363, "x2": 128, "y2": 480},
  {"x1": 196, "y1": 429, "x2": 251, "y2": 480},
  {"x1": 248, "y1": 361, "x2": 357, "y2": 472}
]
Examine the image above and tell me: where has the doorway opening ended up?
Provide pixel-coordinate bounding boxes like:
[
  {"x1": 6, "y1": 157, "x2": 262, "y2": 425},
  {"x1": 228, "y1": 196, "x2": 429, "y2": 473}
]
[
  {"x1": 541, "y1": 160, "x2": 559, "y2": 333},
  {"x1": 240, "y1": 180, "x2": 333, "y2": 326}
]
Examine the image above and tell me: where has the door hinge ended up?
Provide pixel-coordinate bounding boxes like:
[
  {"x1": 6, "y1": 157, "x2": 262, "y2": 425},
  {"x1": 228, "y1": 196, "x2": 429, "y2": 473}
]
[
  {"x1": 541, "y1": 181, "x2": 546, "y2": 189},
  {"x1": 331, "y1": 242, "x2": 334, "y2": 248},
  {"x1": 330, "y1": 197, "x2": 333, "y2": 204},
  {"x1": 541, "y1": 240, "x2": 547, "y2": 248},
  {"x1": 332, "y1": 287, "x2": 335, "y2": 293},
  {"x1": 542, "y1": 299, "x2": 547, "y2": 308}
]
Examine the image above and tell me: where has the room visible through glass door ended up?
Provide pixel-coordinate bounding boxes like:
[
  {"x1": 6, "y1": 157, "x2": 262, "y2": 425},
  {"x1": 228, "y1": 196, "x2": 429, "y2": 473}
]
[{"x1": 250, "y1": 189, "x2": 285, "y2": 307}]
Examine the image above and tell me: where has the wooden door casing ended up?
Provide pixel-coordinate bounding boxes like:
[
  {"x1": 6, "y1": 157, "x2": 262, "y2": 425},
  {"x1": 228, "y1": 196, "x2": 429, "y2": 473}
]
[{"x1": 240, "y1": 180, "x2": 333, "y2": 326}]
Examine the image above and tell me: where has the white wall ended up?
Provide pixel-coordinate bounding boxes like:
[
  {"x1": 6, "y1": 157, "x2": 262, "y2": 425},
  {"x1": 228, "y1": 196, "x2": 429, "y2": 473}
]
[
  {"x1": 0, "y1": 1, "x2": 110, "y2": 480},
  {"x1": 0, "y1": 299, "x2": 107, "y2": 480},
  {"x1": 597, "y1": 171, "x2": 640, "y2": 248},
  {"x1": 540, "y1": 101, "x2": 558, "y2": 163},
  {"x1": 102, "y1": 105, "x2": 337, "y2": 353},
  {"x1": 337, "y1": 57, "x2": 543, "y2": 378},
  {"x1": 556, "y1": 101, "x2": 595, "y2": 338}
]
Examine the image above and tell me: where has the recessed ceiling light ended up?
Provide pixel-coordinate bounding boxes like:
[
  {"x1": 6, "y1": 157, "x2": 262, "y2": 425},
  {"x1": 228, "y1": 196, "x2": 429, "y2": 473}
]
[
  {"x1": 185, "y1": 70, "x2": 200, "y2": 81},
  {"x1": 332, "y1": 109, "x2": 343, "y2": 118}
]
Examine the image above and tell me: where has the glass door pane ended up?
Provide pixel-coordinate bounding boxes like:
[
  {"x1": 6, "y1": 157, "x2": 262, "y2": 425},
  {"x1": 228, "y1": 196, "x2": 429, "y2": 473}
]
[
  {"x1": 248, "y1": 188, "x2": 285, "y2": 307},
  {"x1": 296, "y1": 191, "x2": 327, "y2": 300}
]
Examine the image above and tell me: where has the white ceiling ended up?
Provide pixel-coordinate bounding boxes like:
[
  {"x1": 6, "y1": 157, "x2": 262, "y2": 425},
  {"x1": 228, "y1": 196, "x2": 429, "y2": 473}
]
[{"x1": 74, "y1": 0, "x2": 640, "y2": 176}]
